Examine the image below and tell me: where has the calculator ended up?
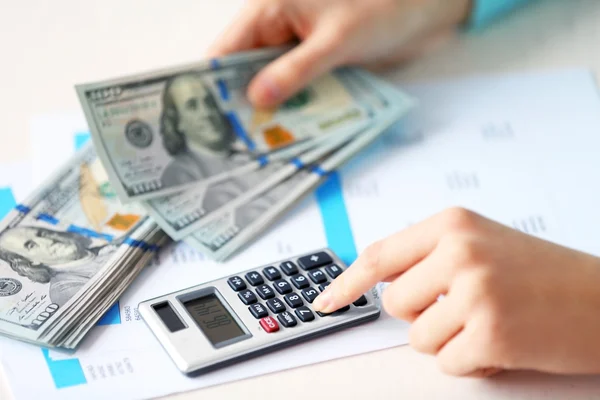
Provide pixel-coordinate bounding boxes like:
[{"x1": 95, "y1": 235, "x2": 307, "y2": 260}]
[{"x1": 138, "y1": 248, "x2": 381, "y2": 376}]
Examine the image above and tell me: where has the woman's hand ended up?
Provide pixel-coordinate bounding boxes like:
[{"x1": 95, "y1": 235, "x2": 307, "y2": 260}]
[
  {"x1": 207, "y1": 0, "x2": 472, "y2": 107},
  {"x1": 313, "y1": 207, "x2": 600, "y2": 377}
]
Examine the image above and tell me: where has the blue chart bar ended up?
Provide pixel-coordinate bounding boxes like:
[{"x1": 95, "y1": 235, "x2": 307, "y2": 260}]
[
  {"x1": 0, "y1": 188, "x2": 16, "y2": 219},
  {"x1": 74, "y1": 132, "x2": 91, "y2": 150},
  {"x1": 42, "y1": 349, "x2": 86, "y2": 389},
  {"x1": 315, "y1": 172, "x2": 358, "y2": 266}
]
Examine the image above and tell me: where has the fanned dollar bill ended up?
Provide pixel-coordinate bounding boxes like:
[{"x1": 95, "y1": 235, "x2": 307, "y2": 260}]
[
  {"x1": 0, "y1": 146, "x2": 168, "y2": 348},
  {"x1": 144, "y1": 110, "x2": 370, "y2": 240},
  {"x1": 76, "y1": 47, "x2": 377, "y2": 203},
  {"x1": 142, "y1": 67, "x2": 397, "y2": 240},
  {"x1": 185, "y1": 77, "x2": 416, "y2": 261}
]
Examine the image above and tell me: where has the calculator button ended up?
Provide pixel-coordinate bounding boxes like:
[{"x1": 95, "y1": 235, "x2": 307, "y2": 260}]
[
  {"x1": 263, "y1": 266, "x2": 281, "y2": 281},
  {"x1": 336, "y1": 305, "x2": 350, "y2": 313},
  {"x1": 295, "y1": 306, "x2": 315, "y2": 322},
  {"x1": 308, "y1": 269, "x2": 327, "y2": 284},
  {"x1": 277, "y1": 311, "x2": 297, "y2": 327},
  {"x1": 249, "y1": 303, "x2": 268, "y2": 319},
  {"x1": 318, "y1": 282, "x2": 330, "y2": 292},
  {"x1": 245, "y1": 271, "x2": 264, "y2": 286},
  {"x1": 227, "y1": 276, "x2": 246, "y2": 291},
  {"x1": 266, "y1": 298, "x2": 286, "y2": 313},
  {"x1": 298, "y1": 251, "x2": 333, "y2": 270},
  {"x1": 273, "y1": 279, "x2": 293, "y2": 295},
  {"x1": 353, "y1": 295, "x2": 368, "y2": 307},
  {"x1": 284, "y1": 293, "x2": 304, "y2": 308},
  {"x1": 280, "y1": 261, "x2": 299, "y2": 276},
  {"x1": 238, "y1": 289, "x2": 257, "y2": 305},
  {"x1": 325, "y1": 264, "x2": 343, "y2": 279},
  {"x1": 256, "y1": 284, "x2": 275, "y2": 300},
  {"x1": 291, "y1": 274, "x2": 310, "y2": 289},
  {"x1": 301, "y1": 288, "x2": 319, "y2": 303},
  {"x1": 317, "y1": 305, "x2": 350, "y2": 317},
  {"x1": 259, "y1": 316, "x2": 279, "y2": 333}
]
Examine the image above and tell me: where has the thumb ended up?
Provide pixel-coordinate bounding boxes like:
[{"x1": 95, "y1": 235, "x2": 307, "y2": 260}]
[{"x1": 247, "y1": 30, "x2": 343, "y2": 108}]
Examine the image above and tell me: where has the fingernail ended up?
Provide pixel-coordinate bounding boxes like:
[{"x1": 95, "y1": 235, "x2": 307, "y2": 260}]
[
  {"x1": 312, "y1": 288, "x2": 334, "y2": 312},
  {"x1": 249, "y1": 75, "x2": 281, "y2": 107}
]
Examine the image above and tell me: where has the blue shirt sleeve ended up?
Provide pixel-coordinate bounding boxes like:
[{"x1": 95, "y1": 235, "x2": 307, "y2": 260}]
[{"x1": 468, "y1": 0, "x2": 533, "y2": 29}]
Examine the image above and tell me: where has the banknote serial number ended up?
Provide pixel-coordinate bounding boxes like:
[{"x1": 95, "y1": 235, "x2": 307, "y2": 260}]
[{"x1": 87, "y1": 87, "x2": 123, "y2": 102}]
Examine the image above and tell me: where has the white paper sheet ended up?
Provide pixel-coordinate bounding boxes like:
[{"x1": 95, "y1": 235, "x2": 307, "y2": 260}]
[{"x1": 3, "y1": 68, "x2": 600, "y2": 399}]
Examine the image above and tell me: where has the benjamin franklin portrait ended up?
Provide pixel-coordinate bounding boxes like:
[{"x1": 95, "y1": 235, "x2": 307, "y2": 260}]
[
  {"x1": 159, "y1": 73, "x2": 249, "y2": 185},
  {"x1": 0, "y1": 226, "x2": 114, "y2": 306}
]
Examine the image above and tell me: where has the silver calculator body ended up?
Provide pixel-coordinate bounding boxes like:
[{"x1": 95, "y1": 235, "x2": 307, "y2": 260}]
[{"x1": 138, "y1": 248, "x2": 381, "y2": 376}]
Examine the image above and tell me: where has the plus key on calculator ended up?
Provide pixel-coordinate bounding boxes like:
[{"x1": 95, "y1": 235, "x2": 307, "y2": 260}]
[{"x1": 139, "y1": 248, "x2": 381, "y2": 376}]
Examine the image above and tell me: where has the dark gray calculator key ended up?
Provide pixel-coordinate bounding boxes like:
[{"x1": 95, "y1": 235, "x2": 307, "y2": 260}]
[
  {"x1": 318, "y1": 282, "x2": 330, "y2": 292},
  {"x1": 301, "y1": 288, "x2": 319, "y2": 303},
  {"x1": 291, "y1": 274, "x2": 310, "y2": 289},
  {"x1": 353, "y1": 295, "x2": 368, "y2": 307},
  {"x1": 256, "y1": 284, "x2": 275, "y2": 300},
  {"x1": 318, "y1": 305, "x2": 350, "y2": 317},
  {"x1": 277, "y1": 311, "x2": 297, "y2": 327},
  {"x1": 227, "y1": 276, "x2": 246, "y2": 291},
  {"x1": 280, "y1": 261, "x2": 299, "y2": 276},
  {"x1": 266, "y1": 298, "x2": 286, "y2": 313},
  {"x1": 273, "y1": 279, "x2": 293, "y2": 295},
  {"x1": 308, "y1": 269, "x2": 327, "y2": 284},
  {"x1": 245, "y1": 271, "x2": 264, "y2": 286},
  {"x1": 249, "y1": 303, "x2": 268, "y2": 319},
  {"x1": 295, "y1": 306, "x2": 315, "y2": 322},
  {"x1": 262, "y1": 266, "x2": 281, "y2": 281},
  {"x1": 335, "y1": 305, "x2": 350, "y2": 314},
  {"x1": 284, "y1": 293, "x2": 304, "y2": 308},
  {"x1": 238, "y1": 289, "x2": 257, "y2": 305},
  {"x1": 325, "y1": 264, "x2": 343, "y2": 279},
  {"x1": 298, "y1": 251, "x2": 333, "y2": 270}
]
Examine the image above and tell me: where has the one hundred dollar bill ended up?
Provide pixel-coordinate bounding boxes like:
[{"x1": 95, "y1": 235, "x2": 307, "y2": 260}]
[
  {"x1": 143, "y1": 67, "x2": 395, "y2": 240},
  {"x1": 143, "y1": 112, "x2": 371, "y2": 240},
  {"x1": 0, "y1": 146, "x2": 163, "y2": 347},
  {"x1": 185, "y1": 86, "x2": 416, "y2": 261},
  {"x1": 76, "y1": 47, "x2": 376, "y2": 203},
  {"x1": 17, "y1": 142, "x2": 147, "y2": 240}
]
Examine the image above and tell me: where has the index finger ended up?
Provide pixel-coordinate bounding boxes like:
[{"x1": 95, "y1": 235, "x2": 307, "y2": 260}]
[{"x1": 312, "y1": 211, "x2": 449, "y2": 313}]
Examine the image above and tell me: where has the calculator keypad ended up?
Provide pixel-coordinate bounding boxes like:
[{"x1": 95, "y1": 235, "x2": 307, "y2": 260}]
[
  {"x1": 228, "y1": 276, "x2": 246, "y2": 291},
  {"x1": 259, "y1": 316, "x2": 280, "y2": 333},
  {"x1": 249, "y1": 303, "x2": 268, "y2": 319},
  {"x1": 284, "y1": 293, "x2": 304, "y2": 308},
  {"x1": 301, "y1": 288, "x2": 319, "y2": 303},
  {"x1": 245, "y1": 271, "x2": 264, "y2": 286},
  {"x1": 263, "y1": 266, "x2": 281, "y2": 281},
  {"x1": 256, "y1": 284, "x2": 275, "y2": 300},
  {"x1": 267, "y1": 298, "x2": 286, "y2": 313},
  {"x1": 238, "y1": 289, "x2": 257, "y2": 305},
  {"x1": 231, "y1": 252, "x2": 371, "y2": 331},
  {"x1": 298, "y1": 251, "x2": 333, "y2": 270},
  {"x1": 273, "y1": 279, "x2": 293, "y2": 294},
  {"x1": 280, "y1": 261, "x2": 299, "y2": 276},
  {"x1": 295, "y1": 306, "x2": 315, "y2": 322},
  {"x1": 308, "y1": 269, "x2": 327, "y2": 284},
  {"x1": 291, "y1": 274, "x2": 310, "y2": 289},
  {"x1": 277, "y1": 311, "x2": 297, "y2": 327},
  {"x1": 325, "y1": 264, "x2": 343, "y2": 279}
]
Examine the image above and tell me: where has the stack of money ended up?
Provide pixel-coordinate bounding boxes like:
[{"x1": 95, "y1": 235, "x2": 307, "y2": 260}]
[
  {"x1": 75, "y1": 47, "x2": 416, "y2": 261},
  {"x1": 0, "y1": 146, "x2": 169, "y2": 348}
]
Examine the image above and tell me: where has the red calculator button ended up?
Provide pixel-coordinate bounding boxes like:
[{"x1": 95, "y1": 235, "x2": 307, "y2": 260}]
[{"x1": 259, "y1": 316, "x2": 279, "y2": 333}]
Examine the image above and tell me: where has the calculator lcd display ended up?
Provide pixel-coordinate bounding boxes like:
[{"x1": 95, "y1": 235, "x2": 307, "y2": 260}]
[{"x1": 183, "y1": 294, "x2": 245, "y2": 347}]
